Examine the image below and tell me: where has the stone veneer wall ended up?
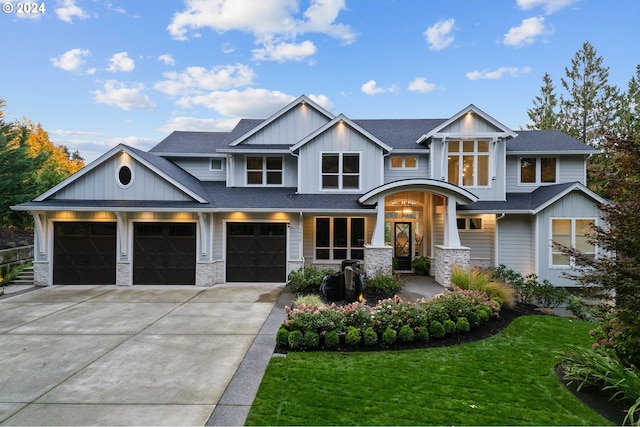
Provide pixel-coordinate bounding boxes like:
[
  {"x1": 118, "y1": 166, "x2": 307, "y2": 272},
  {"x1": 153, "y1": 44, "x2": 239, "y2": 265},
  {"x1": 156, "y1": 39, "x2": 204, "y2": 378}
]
[
  {"x1": 116, "y1": 263, "x2": 131, "y2": 286},
  {"x1": 364, "y1": 244, "x2": 393, "y2": 277},
  {"x1": 33, "y1": 261, "x2": 49, "y2": 287},
  {"x1": 434, "y1": 245, "x2": 470, "y2": 287}
]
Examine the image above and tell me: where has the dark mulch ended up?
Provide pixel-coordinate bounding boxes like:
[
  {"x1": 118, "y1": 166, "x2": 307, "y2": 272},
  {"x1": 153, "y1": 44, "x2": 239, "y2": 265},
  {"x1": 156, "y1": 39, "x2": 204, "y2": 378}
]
[{"x1": 0, "y1": 228, "x2": 33, "y2": 250}]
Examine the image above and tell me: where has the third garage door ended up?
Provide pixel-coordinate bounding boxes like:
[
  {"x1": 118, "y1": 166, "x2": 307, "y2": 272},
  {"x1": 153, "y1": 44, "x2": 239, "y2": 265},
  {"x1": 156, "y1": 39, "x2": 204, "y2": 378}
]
[{"x1": 226, "y1": 223, "x2": 286, "y2": 282}]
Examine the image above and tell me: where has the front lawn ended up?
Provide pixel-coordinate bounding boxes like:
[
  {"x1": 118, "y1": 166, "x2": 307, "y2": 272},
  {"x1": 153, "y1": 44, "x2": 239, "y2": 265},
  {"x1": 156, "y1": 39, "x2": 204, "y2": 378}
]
[{"x1": 247, "y1": 315, "x2": 611, "y2": 426}]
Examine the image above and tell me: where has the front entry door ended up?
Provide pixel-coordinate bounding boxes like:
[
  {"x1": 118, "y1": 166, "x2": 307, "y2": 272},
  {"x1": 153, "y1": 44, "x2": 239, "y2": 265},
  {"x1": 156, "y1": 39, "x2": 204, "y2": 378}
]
[{"x1": 394, "y1": 222, "x2": 412, "y2": 270}]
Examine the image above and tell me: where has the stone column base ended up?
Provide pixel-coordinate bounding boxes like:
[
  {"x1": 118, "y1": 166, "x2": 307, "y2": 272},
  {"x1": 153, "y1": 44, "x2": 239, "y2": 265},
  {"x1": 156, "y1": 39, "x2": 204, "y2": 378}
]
[
  {"x1": 364, "y1": 244, "x2": 393, "y2": 277},
  {"x1": 434, "y1": 245, "x2": 470, "y2": 287},
  {"x1": 196, "y1": 261, "x2": 225, "y2": 286},
  {"x1": 33, "y1": 261, "x2": 50, "y2": 287},
  {"x1": 116, "y1": 262, "x2": 132, "y2": 286}
]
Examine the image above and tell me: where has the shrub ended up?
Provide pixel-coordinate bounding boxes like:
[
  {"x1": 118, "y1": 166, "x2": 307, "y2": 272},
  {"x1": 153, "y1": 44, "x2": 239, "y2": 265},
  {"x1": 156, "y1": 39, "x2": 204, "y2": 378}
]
[
  {"x1": 411, "y1": 256, "x2": 430, "y2": 275},
  {"x1": 364, "y1": 273, "x2": 404, "y2": 301},
  {"x1": 324, "y1": 330, "x2": 340, "y2": 348},
  {"x1": 304, "y1": 331, "x2": 320, "y2": 348},
  {"x1": 456, "y1": 317, "x2": 470, "y2": 332},
  {"x1": 276, "y1": 327, "x2": 289, "y2": 347},
  {"x1": 452, "y1": 266, "x2": 514, "y2": 308},
  {"x1": 293, "y1": 294, "x2": 325, "y2": 309},
  {"x1": 443, "y1": 319, "x2": 456, "y2": 335},
  {"x1": 481, "y1": 281, "x2": 515, "y2": 309},
  {"x1": 382, "y1": 327, "x2": 397, "y2": 346},
  {"x1": 477, "y1": 308, "x2": 490, "y2": 324},
  {"x1": 288, "y1": 330, "x2": 304, "y2": 349},
  {"x1": 288, "y1": 266, "x2": 334, "y2": 294},
  {"x1": 398, "y1": 324, "x2": 415, "y2": 343},
  {"x1": 489, "y1": 265, "x2": 537, "y2": 305},
  {"x1": 534, "y1": 280, "x2": 570, "y2": 308},
  {"x1": 430, "y1": 320, "x2": 445, "y2": 339},
  {"x1": 363, "y1": 327, "x2": 378, "y2": 346},
  {"x1": 345, "y1": 326, "x2": 361, "y2": 347},
  {"x1": 284, "y1": 304, "x2": 346, "y2": 334},
  {"x1": 467, "y1": 311, "x2": 480, "y2": 328},
  {"x1": 416, "y1": 326, "x2": 429, "y2": 342}
]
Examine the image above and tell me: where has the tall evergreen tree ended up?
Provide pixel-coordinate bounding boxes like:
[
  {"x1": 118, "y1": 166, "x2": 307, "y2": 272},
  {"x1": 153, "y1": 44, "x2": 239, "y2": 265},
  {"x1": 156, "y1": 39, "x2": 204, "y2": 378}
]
[
  {"x1": 614, "y1": 64, "x2": 640, "y2": 139},
  {"x1": 527, "y1": 72, "x2": 560, "y2": 130},
  {"x1": 558, "y1": 41, "x2": 619, "y2": 146}
]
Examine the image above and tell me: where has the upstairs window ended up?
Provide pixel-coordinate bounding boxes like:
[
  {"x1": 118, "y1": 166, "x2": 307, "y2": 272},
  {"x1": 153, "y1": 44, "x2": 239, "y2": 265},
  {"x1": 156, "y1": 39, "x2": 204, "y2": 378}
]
[
  {"x1": 321, "y1": 152, "x2": 360, "y2": 191},
  {"x1": 247, "y1": 156, "x2": 282, "y2": 185},
  {"x1": 210, "y1": 158, "x2": 224, "y2": 171},
  {"x1": 447, "y1": 140, "x2": 490, "y2": 187},
  {"x1": 390, "y1": 155, "x2": 418, "y2": 169},
  {"x1": 520, "y1": 157, "x2": 557, "y2": 184}
]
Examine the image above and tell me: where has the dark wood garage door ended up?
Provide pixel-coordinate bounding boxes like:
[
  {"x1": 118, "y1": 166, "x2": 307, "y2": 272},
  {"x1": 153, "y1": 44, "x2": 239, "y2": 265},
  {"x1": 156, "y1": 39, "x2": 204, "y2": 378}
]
[
  {"x1": 53, "y1": 222, "x2": 116, "y2": 285},
  {"x1": 226, "y1": 223, "x2": 286, "y2": 282},
  {"x1": 134, "y1": 223, "x2": 196, "y2": 285}
]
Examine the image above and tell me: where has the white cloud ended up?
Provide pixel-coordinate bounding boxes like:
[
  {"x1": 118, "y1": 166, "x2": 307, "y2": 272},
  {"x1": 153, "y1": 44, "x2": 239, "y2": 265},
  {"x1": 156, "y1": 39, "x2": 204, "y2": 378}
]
[
  {"x1": 158, "y1": 116, "x2": 240, "y2": 133},
  {"x1": 361, "y1": 80, "x2": 397, "y2": 96},
  {"x1": 154, "y1": 64, "x2": 255, "y2": 96},
  {"x1": 252, "y1": 40, "x2": 317, "y2": 62},
  {"x1": 106, "y1": 52, "x2": 135, "y2": 72},
  {"x1": 424, "y1": 18, "x2": 455, "y2": 50},
  {"x1": 50, "y1": 48, "x2": 91, "y2": 72},
  {"x1": 516, "y1": 0, "x2": 580, "y2": 14},
  {"x1": 503, "y1": 16, "x2": 552, "y2": 47},
  {"x1": 408, "y1": 77, "x2": 437, "y2": 93},
  {"x1": 180, "y1": 88, "x2": 295, "y2": 117},
  {"x1": 158, "y1": 54, "x2": 175, "y2": 65},
  {"x1": 167, "y1": 0, "x2": 356, "y2": 62},
  {"x1": 93, "y1": 80, "x2": 156, "y2": 110},
  {"x1": 466, "y1": 66, "x2": 532, "y2": 80},
  {"x1": 307, "y1": 94, "x2": 333, "y2": 112},
  {"x1": 55, "y1": 0, "x2": 89, "y2": 23}
]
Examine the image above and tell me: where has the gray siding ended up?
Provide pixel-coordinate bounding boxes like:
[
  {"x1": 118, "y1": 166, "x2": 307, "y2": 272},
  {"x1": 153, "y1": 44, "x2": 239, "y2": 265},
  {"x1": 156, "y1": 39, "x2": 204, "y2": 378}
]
[
  {"x1": 536, "y1": 190, "x2": 601, "y2": 287},
  {"x1": 52, "y1": 154, "x2": 192, "y2": 201},
  {"x1": 384, "y1": 153, "x2": 430, "y2": 183},
  {"x1": 170, "y1": 157, "x2": 226, "y2": 181},
  {"x1": 506, "y1": 154, "x2": 587, "y2": 192},
  {"x1": 458, "y1": 214, "x2": 495, "y2": 267},
  {"x1": 229, "y1": 153, "x2": 297, "y2": 187},
  {"x1": 497, "y1": 214, "x2": 535, "y2": 276},
  {"x1": 297, "y1": 125, "x2": 384, "y2": 194},
  {"x1": 239, "y1": 105, "x2": 330, "y2": 146}
]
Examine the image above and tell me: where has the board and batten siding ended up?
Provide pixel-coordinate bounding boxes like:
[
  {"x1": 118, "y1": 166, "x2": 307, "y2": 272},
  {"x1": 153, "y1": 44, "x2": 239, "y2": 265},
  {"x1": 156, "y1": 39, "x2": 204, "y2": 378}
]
[
  {"x1": 52, "y1": 155, "x2": 192, "y2": 201},
  {"x1": 505, "y1": 155, "x2": 587, "y2": 193},
  {"x1": 384, "y1": 153, "x2": 430, "y2": 183},
  {"x1": 536, "y1": 190, "x2": 601, "y2": 287},
  {"x1": 240, "y1": 104, "x2": 330, "y2": 146},
  {"x1": 497, "y1": 214, "x2": 535, "y2": 276},
  {"x1": 297, "y1": 125, "x2": 384, "y2": 194},
  {"x1": 170, "y1": 157, "x2": 226, "y2": 182},
  {"x1": 230, "y1": 153, "x2": 297, "y2": 187}
]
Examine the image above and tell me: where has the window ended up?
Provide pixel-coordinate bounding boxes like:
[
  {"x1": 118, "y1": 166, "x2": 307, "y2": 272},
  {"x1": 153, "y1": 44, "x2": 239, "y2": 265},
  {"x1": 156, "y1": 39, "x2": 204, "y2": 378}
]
[
  {"x1": 116, "y1": 165, "x2": 133, "y2": 188},
  {"x1": 321, "y1": 152, "x2": 360, "y2": 190},
  {"x1": 447, "y1": 140, "x2": 490, "y2": 187},
  {"x1": 520, "y1": 157, "x2": 557, "y2": 184},
  {"x1": 315, "y1": 217, "x2": 365, "y2": 260},
  {"x1": 390, "y1": 155, "x2": 418, "y2": 169},
  {"x1": 457, "y1": 217, "x2": 483, "y2": 231},
  {"x1": 551, "y1": 218, "x2": 596, "y2": 267},
  {"x1": 247, "y1": 156, "x2": 282, "y2": 185},
  {"x1": 210, "y1": 158, "x2": 224, "y2": 171}
]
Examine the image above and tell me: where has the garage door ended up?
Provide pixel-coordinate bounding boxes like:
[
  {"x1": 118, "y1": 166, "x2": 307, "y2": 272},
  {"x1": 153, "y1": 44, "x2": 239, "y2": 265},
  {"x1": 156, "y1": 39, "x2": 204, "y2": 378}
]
[
  {"x1": 226, "y1": 223, "x2": 286, "y2": 282},
  {"x1": 134, "y1": 223, "x2": 196, "y2": 285},
  {"x1": 53, "y1": 222, "x2": 116, "y2": 285}
]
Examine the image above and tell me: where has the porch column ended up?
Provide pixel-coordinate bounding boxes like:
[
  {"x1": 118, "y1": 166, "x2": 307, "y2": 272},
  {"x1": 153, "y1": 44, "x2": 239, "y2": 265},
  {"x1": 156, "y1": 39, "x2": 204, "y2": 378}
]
[
  {"x1": 443, "y1": 196, "x2": 461, "y2": 247},
  {"x1": 370, "y1": 196, "x2": 386, "y2": 246},
  {"x1": 365, "y1": 196, "x2": 393, "y2": 277}
]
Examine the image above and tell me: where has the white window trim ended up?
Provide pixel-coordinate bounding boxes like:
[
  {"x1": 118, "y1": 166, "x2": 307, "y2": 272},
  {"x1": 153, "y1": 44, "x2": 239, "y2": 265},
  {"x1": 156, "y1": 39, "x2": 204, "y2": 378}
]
[
  {"x1": 447, "y1": 139, "x2": 492, "y2": 189},
  {"x1": 313, "y1": 217, "x2": 366, "y2": 262},
  {"x1": 389, "y1": 155, "x2": 419, "y2": 170},
  {"x1": 518, "y1": 156, "x2": 559, "y2": 186},
  {"x1": 319, "y1": 151, "x2": 362, "y2": 192},
  {"x1": 209, "y1": 157, "x2": 225, "y2": 171},
  {"x1": 549, "y1": 217, "x2": 597, "y2": 269},
  {"x1": 456, "y1": 216, "x2": 484, "y2": 232},
  {"x1": 245, "y1": 155, "x2": 284, "y2": 187}
]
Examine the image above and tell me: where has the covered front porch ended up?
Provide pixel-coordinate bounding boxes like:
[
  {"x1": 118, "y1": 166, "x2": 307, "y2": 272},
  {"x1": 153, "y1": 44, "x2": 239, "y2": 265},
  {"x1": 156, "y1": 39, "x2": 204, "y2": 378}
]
[{"x1": 359, "y1": 179, "x2": 479, "y2": 286}]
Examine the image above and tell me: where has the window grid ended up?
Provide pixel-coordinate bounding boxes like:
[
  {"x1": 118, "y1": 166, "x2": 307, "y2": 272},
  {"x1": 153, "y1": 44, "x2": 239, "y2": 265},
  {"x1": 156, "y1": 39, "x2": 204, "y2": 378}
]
[
  {"x1": 315, "y1": 217, "x2": 365, "y2": 261},
  {"x1": 520, "y1": 157, "x2": 557, "y2": 185},
  {"x1": 551, "y1": 218, "x2": 596, "y2": 267},
  {"x1": 390, "y1": 155, "x2": 418, "y2": 169},
  {"x1": 246, "y1": 156, "x2": 283, "y2": 186},
  {"x1": 321, "y1": 152, "x2": 361, "y2": 191},
  {"x1": 447, "y1": 140, "x2": 490, "y2": 187}
]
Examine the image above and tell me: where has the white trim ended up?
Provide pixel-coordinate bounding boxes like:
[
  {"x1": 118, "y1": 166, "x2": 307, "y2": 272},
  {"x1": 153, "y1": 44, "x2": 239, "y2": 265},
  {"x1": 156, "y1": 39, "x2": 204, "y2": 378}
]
[
  {"x1": 116, "y1": 164, "x2": 134, "y2": 189},
  {"x1": 359, "y1": 178, "x2": 478, "y2": 205},
  {"x1": 532, "y1": 182, "x2": 607, "y2": 214},
  {"x1": 209, "y1": 158, "x2": 224, "y2": 171},
  {"x1": 456, "y1": 216, "x2": 484, "y2": 232},
  {"x1": 319, "y1": 151, "x2": 362, "y2": 192},
  {"x1": 389, "y1": 154, "x2": 419, "y2": 170},
  {"x1": 548, "y1": 217, "x2": 598, "y2": 269},
  {"x1": 245, "y1": 155, "x2": 285, "y2": 187},
  {"x1": 446, "y1": 138, "x2": 492, "y2": 189}
]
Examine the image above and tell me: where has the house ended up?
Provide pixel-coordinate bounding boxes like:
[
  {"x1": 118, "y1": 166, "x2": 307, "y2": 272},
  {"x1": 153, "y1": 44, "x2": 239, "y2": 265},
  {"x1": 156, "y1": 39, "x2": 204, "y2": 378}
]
[{"x1": 12, "y1": 95, "x2": 606, "y2": 288}]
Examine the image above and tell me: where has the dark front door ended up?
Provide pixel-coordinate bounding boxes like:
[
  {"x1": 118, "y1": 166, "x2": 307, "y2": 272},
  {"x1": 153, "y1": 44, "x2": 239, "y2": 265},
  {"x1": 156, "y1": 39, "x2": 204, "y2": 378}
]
[
  {"x1": 53, "y1": 222, "x2": 116, "y2": 284},
  {"x1": 226, "y1": 223, "x2": 286, "y2": 282},
  {"x1": 133, "y1": 223, "x2": 196, "y2": 285},
  {"x1": 394, "y1": 222, "x2": 412, "y2": 271}
]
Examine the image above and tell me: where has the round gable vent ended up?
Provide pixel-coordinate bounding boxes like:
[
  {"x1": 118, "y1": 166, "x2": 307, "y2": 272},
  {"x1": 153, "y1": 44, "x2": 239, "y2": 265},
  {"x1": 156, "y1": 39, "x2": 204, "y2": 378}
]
[{"x1": 117, "y1": 165, "x2": 133, "y2": 187}]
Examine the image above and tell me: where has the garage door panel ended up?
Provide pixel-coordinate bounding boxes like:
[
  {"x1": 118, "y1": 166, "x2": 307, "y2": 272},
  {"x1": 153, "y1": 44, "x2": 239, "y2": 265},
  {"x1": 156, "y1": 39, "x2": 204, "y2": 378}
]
[{"x1": 226, "y1": 223, "x2": 286, "y2": 282}]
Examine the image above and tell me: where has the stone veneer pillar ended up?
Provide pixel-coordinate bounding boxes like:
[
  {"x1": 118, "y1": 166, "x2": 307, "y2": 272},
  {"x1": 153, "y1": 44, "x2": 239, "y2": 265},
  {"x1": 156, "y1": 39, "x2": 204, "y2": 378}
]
[
  {"x1": 434, "y1": 245, "x2": 470, "y2": 287},
  {"x1": 364, "y1": 244, "x2": 393, "y2": 277},
  {"x1": 116, "y1": 262, "x2": 131, "y2": 286},
  {"x1": 33, "y1": 261, "x2": 49, "y2": 287}
]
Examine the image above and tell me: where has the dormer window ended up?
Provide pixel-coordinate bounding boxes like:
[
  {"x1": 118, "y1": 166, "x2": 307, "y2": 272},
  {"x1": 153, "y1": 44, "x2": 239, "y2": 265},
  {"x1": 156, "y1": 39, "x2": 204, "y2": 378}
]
[
  {"x1": 247, "y1": 156, "x2": 282, "y2": 185},
  {"x1": 447, "y1": 140, "x2": 489, "y2": 187}
]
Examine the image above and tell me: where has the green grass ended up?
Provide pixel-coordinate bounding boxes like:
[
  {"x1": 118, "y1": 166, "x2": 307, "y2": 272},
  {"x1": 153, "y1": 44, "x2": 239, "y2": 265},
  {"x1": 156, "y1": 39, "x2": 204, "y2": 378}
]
[{"x1": 247, "y1": 316, "x2": 611, "y2": 426}]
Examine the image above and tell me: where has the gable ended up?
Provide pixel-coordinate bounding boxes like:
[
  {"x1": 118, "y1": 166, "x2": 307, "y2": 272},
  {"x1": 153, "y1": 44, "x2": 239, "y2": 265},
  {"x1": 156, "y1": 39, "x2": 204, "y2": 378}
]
[{"x1": 439, "y1": 113, "x2": 505, "y2": 134}]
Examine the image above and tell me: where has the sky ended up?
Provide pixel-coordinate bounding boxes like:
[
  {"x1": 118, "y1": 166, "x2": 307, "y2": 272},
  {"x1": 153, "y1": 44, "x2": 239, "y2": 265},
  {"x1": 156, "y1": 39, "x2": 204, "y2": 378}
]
[{"x1": 2, "y1": 0, "x2": 639, "y2": 163}]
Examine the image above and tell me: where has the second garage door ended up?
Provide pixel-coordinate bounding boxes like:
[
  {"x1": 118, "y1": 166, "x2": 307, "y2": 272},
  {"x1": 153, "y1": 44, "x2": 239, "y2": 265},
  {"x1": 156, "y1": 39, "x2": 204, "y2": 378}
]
[
  {"x1": 226, "y1": 223, "x2": 286, "y2": 282},
  {"x1": 134, "y1": 223, "x2": 196, "y2": 285}
]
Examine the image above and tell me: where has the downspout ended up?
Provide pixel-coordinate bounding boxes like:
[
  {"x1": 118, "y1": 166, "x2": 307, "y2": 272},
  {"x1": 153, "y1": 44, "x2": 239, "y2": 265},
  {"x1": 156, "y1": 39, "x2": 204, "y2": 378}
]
[
  {"x1": 299, "y1": 211, "x2": 304, "y2": 265},
  {"x1": 291, "y1": 150, "x2": 300, "y2": 194}
]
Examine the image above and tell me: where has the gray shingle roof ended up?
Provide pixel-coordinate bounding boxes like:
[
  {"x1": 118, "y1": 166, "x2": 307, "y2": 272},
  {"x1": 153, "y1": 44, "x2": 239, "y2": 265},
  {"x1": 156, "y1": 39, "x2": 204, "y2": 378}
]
[
  {"x1": 353, "y1": 119, "x2": 446, "y2": 149},
  {"x1": 148, "y1": 131, "x2": 231, "y2": 154},
  {"x1": 458, "y1": 182, "x2": 577, "y2": 212},
  {"x1": 507, "y1": 130, "x2": 597, "y2": 153}
]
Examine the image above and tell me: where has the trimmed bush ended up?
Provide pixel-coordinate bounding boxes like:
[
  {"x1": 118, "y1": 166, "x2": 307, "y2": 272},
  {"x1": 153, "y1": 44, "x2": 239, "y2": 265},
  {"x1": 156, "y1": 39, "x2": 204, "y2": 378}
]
[
  {"x1": 382, "y1": 327, "x2": 397, "y2": 346},
  {"x1": 467, "y1": 311, "x2": 480, "y2": 328},
  {"x1": 478, "y1": 308, "x2": 491, "y2": 324},
  {"x1": 304, "y1": 331, "x2": 320, "y2": 348},
  {"x1": 398, "y1": 324, "x2": 415, "y2": 343},
  {"x1": 456, "y1": 317, "x2": 471, "y2": 332},
  {"x1": 443, "y1": 319, "x2": 456, "y2": 335},
  {"x1": 288, "y1": 266, "x2": 335, "y2": 294},
  {"x1": 276, "y1": 327, "x2": 289, "y2": 347},
  {"x1": 416, "y1": 326, "x2": 430, "y2": 342},
  {"x1": 364, "y1": 327, "x2": 378, "y2": 346},
  {"x1": 288, "y1": 330, "x2": 304, "y2": 349},
  {"x1": 364, "y1": 273, "x2": 404, "y2": 301},
  {"x1": 430, "y1": 320, "x2": 445, "y2": 339},
  {"x1": 345, "y1": 326, "x2": 361, "y2": 347},
  {"x1": 324, "y1": 330, "x2": 340, "y2": 348}
]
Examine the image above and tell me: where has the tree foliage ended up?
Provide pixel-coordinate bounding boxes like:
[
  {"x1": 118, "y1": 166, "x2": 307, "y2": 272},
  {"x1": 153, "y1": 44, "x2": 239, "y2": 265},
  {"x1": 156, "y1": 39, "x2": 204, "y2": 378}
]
[{"x1": 527, "y1": 72, "x2": 560, "y2": 130}]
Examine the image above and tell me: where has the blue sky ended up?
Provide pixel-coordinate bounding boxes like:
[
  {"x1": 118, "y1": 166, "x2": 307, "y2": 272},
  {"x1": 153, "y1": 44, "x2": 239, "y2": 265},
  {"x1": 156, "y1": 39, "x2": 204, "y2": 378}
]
[{"x1": 2, "y1": 0, "x2": 639, "y2": 162}]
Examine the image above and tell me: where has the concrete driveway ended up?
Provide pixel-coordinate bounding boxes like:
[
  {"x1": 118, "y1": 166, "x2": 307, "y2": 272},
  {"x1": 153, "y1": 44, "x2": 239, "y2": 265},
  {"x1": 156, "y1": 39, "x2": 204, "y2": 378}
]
[{"x1": 0, "y1": 283, "x2": 285, "y2": 426}]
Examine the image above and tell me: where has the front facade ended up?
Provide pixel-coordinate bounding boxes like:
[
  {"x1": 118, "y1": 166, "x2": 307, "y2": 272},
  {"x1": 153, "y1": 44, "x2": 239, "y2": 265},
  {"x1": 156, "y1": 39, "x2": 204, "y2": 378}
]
[{"x1": 14, "y1": 96, "x2": 605, "y2": 287}]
